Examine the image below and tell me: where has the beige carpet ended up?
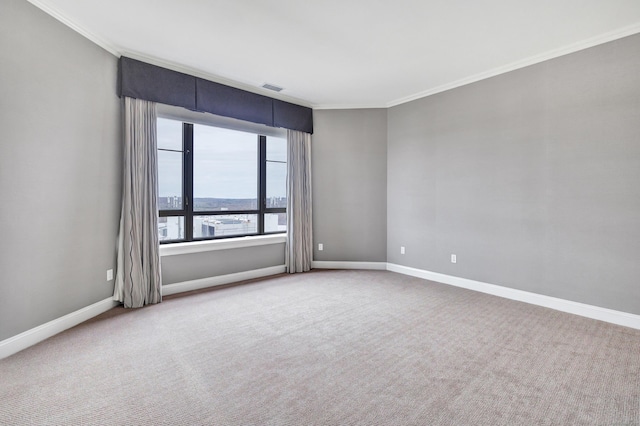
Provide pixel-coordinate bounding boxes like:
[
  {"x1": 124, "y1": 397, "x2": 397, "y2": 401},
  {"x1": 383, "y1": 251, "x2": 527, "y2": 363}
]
[{"x1": 1, "y1": 270, "x2": 639, "y2": 425}]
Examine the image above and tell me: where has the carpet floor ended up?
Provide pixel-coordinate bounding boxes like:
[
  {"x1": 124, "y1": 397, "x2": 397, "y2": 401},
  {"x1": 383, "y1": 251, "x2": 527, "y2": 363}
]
[{"x1": 1, "y1": 270, "x2": 639, "y2": 425}]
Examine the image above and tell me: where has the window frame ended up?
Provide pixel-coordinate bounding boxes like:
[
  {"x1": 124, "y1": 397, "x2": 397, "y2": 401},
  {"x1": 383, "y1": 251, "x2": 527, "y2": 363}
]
[{"x1": 158, "y1": 120, "x2": 286, "y2": 244}]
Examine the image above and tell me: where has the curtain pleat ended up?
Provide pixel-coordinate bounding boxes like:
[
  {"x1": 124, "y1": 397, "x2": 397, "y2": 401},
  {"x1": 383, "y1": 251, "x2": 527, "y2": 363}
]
[
  {"x1": 286, "y1": 129, "x2": 313, "y2": 273},
  {"x1": 113, "y1": 97, "x2": 162, "y2": 308}
]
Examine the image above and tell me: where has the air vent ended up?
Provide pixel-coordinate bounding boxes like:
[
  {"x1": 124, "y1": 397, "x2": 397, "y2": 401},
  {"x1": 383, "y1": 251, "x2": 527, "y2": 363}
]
[{"x1": 262, "y1": 83, "x2": 284, "y2": 92}]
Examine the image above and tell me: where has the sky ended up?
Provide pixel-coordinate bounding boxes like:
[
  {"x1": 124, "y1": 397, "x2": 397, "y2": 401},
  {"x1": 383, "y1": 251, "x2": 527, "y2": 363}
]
[{"x1": 157, "y1": 118, "x2": 286, "y2": 199}]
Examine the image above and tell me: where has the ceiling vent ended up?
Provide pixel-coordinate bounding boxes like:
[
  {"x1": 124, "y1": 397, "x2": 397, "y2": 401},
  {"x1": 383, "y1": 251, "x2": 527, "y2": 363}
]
[{"x1": 262, "y1": 83, "x2": 284, "y2": 92}]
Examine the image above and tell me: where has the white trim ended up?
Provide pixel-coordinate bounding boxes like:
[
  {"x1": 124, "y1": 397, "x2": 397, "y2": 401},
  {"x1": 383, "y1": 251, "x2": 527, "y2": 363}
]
[
  {"x1": 163, "y1": 265, "x2": 286, "y2": 296},
  {"x1": 311, "y1": 261, "x2": 387, "y2": 270},
  {"x1": 0, "y1": 297, "x2": 118, "y2": 360},
  {"x1": 3, "y1": 263, "x2": 638, "y2": 360},
  {"x1": 27, "y1": 3, "x2": 311, "y2": 108},
  {"x1": 160, "y1": 234, "x2": 286, "y2": 257},
  {"x1": 312, "y1": 103, "x2": 390, "y2": 110},
  {"x1": 23, "y1": 1, "x2": 640, "y2": 111},
  {"x1": 26, "y1": 0, "x2": 120, "y2": 56},
  {"x1": 387, "y1": 263, "x2": 640, "y2": 330},
  {"x1": 385, "y1": 23, "x2": 640, "y2": 108},
  {"x1": 0, "y1": 264, "x2": 284, "y2": 359}
]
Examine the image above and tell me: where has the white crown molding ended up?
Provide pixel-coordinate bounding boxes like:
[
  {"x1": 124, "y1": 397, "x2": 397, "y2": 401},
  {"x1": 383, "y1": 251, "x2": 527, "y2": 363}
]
[
  {"x1": 26, "y1": 0, "x2": 121, "y2": 56},
  {"x1": 311, "y1": 103, "x2": 389, "y2": 110},
  {"x1": 387, "y1": 263, "x2": 640, "y2": 330},
  {"x1": 163, "y1": 265, "x2": 286, "y2": 296},
  {"x1": 26, "y1": 1, "x2": 312, "y2": 108},
  {"x1": 25, "y1": 0, "x2": 640, "y2": 111},
  {"x1": 0, "y1": 297, "x2": 118, "y2": 360},
  {"x1": 386, "y1": 22, "x2": 640, "y2": 108}
]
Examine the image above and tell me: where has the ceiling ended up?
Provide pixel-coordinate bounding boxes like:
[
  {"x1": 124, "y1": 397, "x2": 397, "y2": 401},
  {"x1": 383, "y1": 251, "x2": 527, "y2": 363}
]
[{"x1": 28, "y1": 0, "x2": 640, "y2": 109}]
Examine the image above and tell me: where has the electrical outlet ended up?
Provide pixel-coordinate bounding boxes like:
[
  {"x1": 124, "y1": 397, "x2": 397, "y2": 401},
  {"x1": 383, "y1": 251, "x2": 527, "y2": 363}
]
[
  {"x1": 451, "y1": 254, "x2": 457, "y2": 264},
  {"x1": 318, "y1": 243, "x2": 323, "y2": 251},
  {"x1": 107, "y1": 269, "x2": 114, "y2": 281},
  {"x1": 400, "y1": 246, "x2": 405, "y2": 255}
]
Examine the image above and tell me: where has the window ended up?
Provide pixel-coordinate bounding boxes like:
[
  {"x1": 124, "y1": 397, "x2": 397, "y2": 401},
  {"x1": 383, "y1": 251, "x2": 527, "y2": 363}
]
[{"x1": 157, "y1": 117, "x2": 287, "y2": 243}]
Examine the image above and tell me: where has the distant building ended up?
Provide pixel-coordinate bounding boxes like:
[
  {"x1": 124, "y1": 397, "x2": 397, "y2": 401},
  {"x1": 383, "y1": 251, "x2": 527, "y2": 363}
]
[
  {"x1": 158, "y1": 214, "x2": 284, "y2": 241},
  {"x1": 196, "y1": 216, "x2": 256, "y2": 238}
]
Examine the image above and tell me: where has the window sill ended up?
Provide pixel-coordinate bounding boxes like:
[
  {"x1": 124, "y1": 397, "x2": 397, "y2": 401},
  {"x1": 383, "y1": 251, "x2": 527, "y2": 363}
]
[{"x1": 159, "y1": 234, "x2": 287, "y2": 257}]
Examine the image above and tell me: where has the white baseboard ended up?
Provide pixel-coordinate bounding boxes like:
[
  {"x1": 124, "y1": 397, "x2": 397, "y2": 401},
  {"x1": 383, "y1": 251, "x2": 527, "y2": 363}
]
[
  {"x1": 0, "y1": 297, "x2": 119, "y2": 360},
  {"x1": 162, "y1": 265, "x2": 287, "y2": 296},
  {"x1": 0, "y1": 266, "x2": 285, "y2": 359},
  {"x1": 4, "y1": 263, "x2": 636, "y2": 360},
  {"x1": 312, "y1": 261, "x2": 388, "y2": 270},
  {"x1": 387, "y1": 263, "x2": 640, "y2": 330}
]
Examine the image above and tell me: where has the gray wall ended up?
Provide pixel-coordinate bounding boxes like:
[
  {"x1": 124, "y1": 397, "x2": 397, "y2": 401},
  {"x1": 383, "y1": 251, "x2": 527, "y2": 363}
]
[
  {"x1": 0, "y1": 0, "x2": 121, "y2": 340},
  {"x1": 161, "y1": 244, "x2": 286, "y2": 285},
  {"x1": 387, "y1": 33, "x2": 640, "y2": 315},
  {"x1": 3, "y1": 0, "x2": 638, "y2": 344},
  {"x1": 312, "y1": 109, "x2": 387, "y2": 262}
]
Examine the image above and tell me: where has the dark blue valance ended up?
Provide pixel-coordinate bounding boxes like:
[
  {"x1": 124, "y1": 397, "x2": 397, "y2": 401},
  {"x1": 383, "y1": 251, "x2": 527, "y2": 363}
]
[
  {"x1": 196, "y1": 78, "x2": 274, "y2": 127},
  {"x1": 118, "y1": 57, "x2": 196, "y2": 111},
  {"x1": 273, "y1": 99, "x2": 314, "y2": 135},
  {"x1": 118, "y1": 57, "x2": 313, "y2": 134}
]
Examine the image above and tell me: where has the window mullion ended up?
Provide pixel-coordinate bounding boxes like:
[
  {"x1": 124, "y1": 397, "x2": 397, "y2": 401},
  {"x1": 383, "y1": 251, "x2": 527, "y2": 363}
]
[
  {"x1": 258, "y1": 135, "x2": 267, "y2": 234},
  {"x1": 184, "y1": 123, "x2": 194, "y2": 242}
]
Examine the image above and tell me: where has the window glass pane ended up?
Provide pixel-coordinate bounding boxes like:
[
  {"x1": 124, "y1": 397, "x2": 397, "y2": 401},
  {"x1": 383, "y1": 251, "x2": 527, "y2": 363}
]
[
  {"x1": 158, "y1": 216, "x2": 184, "y2": 241},
  {"x1": 266, "y1": 161, "x2": 287, "y2": 208},
  {"x1": 193, "y1": 125, "x2": 258, "y2": 212},
  {"x1": 158, "y1": 150, "x2": 183, "y2": 210},
  {"x1": 194, "y1": 214, "x2": 258, "y2": 238},
  {"x1": 267, "y1": 136, "x2": 286, "y2": 162},
  {"x1": 157, "y1": 118, "x2": 183, "y2": 151},
  {"x1": 265, "y1": 213, "x2": 286, "y2": 233}
]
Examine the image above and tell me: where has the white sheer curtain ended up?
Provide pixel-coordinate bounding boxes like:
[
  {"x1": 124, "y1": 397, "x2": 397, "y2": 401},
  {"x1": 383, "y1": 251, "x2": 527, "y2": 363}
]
[
  {"x1": 286, "y1": 129, "x2": 313, "y2": 273},
  {"x1": 113, "y1": 97, "x2": 162, "y2": 308}
]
